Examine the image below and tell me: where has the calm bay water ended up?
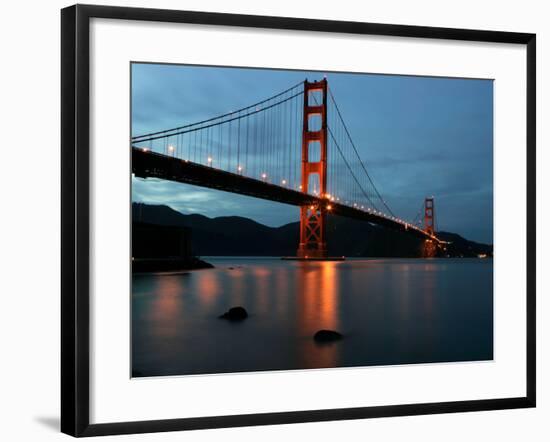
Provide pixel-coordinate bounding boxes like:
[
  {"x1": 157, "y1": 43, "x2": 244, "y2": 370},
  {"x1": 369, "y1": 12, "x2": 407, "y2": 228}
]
[{"x1": 132, "y1": 258, "x2": 493, "y2": 377}]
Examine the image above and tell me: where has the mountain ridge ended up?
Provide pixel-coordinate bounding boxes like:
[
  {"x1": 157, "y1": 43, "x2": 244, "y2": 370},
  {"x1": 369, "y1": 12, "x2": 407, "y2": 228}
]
[{"x1": 132, "y1": 203, "x2": 492, "y2": 258}]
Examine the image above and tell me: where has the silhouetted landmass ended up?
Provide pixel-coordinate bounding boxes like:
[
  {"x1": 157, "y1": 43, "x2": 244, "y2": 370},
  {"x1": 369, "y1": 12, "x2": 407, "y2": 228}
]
[
  {"x1": 132, "y1": 221, "x2": 214, "y2": 272},
  {"x1": 132, "y1": 257, "x2": 213, "y2": 272},
  {"x1": 436, "y1": 231, "x2": 493, "y2": 258},
  {"x1": 132, "y1": 203, "x2": 492, "y2": 258}
]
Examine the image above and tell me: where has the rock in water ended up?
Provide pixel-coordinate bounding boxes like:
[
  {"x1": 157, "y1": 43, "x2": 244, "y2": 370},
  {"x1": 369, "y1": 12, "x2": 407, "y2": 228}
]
[
  {"x1": 219, "y1": 306, "x2": 248, "y2": 321},
  {"x1": 314, "y1": 329, "x2": 343, "y2": 342}
]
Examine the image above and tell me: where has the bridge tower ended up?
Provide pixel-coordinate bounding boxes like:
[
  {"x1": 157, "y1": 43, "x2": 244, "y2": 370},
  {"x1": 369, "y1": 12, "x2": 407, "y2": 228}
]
[
  {"x1": 424, "y1": 197, "x2": 435, "y2": 236},
  {"x1": 297, "y1": 79, "x2": 328, "y2": 258}
]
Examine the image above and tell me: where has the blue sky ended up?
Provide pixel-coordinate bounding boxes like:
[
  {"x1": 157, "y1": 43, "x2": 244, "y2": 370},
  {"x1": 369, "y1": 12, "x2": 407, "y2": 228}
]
[{"x1": 132, "y1": 63, "x2": 493, "y2": 243}]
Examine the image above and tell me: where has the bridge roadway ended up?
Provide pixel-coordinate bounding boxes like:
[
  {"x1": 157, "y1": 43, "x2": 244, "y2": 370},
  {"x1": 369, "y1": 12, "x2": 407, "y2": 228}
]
[{"x1": 132, "y1": 148, "x2": 442, "y2": 244}]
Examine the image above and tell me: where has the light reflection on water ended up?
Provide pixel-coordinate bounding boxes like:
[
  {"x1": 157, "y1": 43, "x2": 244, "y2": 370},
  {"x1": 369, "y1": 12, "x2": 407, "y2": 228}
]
[{"x1": 132, "y1": 258, "x2": 493, "y2": 377}]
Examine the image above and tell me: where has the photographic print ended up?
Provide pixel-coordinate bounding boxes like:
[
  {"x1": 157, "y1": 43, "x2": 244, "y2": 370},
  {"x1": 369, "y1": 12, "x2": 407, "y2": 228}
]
[{"x1": 130, "y1": 63, "x2": 494, "y2": 378}]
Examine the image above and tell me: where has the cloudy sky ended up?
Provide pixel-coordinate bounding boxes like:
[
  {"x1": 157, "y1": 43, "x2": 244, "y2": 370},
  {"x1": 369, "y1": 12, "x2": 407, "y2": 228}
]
[{"x1": 132, "y1": 63, "x2": 493, "y2": 243}]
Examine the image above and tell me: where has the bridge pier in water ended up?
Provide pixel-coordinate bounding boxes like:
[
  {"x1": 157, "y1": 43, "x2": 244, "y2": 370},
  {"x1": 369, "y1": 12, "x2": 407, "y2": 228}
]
[{"x1": 297, "y1": 79, "x2": 329, "y2": 259}]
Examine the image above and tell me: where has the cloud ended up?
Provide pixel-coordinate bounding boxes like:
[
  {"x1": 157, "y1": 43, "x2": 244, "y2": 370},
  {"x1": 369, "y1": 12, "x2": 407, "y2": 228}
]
[{"x1": 132, "y1": 177, "x2": 298, "y2": 226}]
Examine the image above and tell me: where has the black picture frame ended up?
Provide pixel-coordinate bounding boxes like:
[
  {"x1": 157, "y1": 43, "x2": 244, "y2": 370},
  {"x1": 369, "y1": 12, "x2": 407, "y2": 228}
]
[{"x1": 61, "y1": 4, "x2": 536, "y2": 437}]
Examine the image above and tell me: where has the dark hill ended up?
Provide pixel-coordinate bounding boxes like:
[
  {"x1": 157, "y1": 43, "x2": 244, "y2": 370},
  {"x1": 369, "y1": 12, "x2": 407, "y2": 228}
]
[
  {"x1": 436, "y1": 231, "x2": 493, "y2": 257},
  {"x1": 132, "y1": 203, "x2": 492, "y2": 258}
]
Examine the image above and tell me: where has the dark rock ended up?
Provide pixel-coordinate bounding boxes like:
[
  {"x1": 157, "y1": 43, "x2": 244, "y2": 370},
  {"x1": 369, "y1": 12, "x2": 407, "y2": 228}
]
[
  {"x1": 314, "y1": 329, "x2": 343, "y2": 342},
  {"x1": 219, "y1": 306, "x2": 248, "y2": 321}
]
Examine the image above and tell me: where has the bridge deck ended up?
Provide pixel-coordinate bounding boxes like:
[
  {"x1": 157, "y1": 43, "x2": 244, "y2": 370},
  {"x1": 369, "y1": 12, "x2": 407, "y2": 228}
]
[{"x1": 132, "y1": 148, "x2": 442, "y2": 244}]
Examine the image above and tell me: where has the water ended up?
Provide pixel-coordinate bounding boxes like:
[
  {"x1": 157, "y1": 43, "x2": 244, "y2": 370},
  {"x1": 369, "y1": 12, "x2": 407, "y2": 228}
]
[{"x1": 132, "y1": 258, "x2": 493, "y2": 377}]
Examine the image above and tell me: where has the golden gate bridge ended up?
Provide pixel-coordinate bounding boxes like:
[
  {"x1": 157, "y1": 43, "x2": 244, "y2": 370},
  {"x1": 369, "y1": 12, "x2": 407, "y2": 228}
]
[{"x1": 132, "y1": 78, "x2": 443, "y2": 259}]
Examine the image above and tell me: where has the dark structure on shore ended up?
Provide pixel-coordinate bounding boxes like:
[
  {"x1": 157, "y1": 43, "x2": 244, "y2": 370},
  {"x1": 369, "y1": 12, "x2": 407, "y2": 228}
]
[{"x1": 132, "y1": 221, "x2": 212, "y2": 272}]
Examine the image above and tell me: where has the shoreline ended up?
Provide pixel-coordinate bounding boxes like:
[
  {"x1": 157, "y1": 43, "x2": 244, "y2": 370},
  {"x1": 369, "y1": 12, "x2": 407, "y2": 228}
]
[{"x1": 132, "y1": 257, "x2": 214, "y2": 273}]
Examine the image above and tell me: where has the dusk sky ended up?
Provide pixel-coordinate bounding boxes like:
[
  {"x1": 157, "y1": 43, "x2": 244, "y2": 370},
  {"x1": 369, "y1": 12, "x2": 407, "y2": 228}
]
[{"x1": 131, "y1": 63, "x2": 493, "y2": 244}]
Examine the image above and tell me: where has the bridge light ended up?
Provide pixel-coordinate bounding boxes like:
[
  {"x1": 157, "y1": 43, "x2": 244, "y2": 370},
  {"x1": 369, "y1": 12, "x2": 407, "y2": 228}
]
[
  {"x1": 207, "y1": 156, "x2": 213, "y2": 164},
  {"x1": 237, "y1": 165, "x2": 243, "y2": 172},
  {"x1": 281, "y1": 179, "x2": 287, "y2": 185},
  {"x1": 168, "y1": 145, "x2": 175, "y2": 152},
  {"x1": 325, "y1": 193, "x2": 331, "y2": 199},
  {"x1": 327, "y1": 204, "x2": 332, "y2": 210},
  {"x1": 310, "y1": 205, "x2": 315, "y2": 210},
  {"x1": 299, "y1": 185, "x2": 303, "y2": 190},
  {"x1": 141, "y1": 147, "x2": 149, "y2": 153},
  {"x1": 261, "y1": 172, "x2": 267, "y2": 180}
]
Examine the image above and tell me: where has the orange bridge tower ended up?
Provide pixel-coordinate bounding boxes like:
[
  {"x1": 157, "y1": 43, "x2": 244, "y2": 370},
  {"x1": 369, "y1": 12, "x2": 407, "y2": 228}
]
[
  {"x1": 424, "y1": 196, "x2": 435, "y2": 236},
  {"x1": 297, "y1": 79, "x2": 328, "y2": 258}
]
